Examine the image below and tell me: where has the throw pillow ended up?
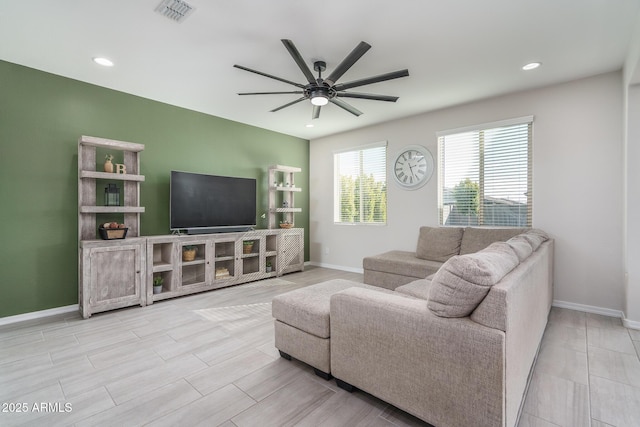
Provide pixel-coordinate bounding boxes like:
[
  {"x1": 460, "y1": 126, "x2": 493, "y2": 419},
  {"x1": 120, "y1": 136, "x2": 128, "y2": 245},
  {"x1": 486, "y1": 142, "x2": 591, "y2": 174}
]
[
  {"x1": 415, "y1": 226, "x2": 464, "y2": 262},
  {"x1": 427, "y1": 242, "x2": 519, "y2": 317}
]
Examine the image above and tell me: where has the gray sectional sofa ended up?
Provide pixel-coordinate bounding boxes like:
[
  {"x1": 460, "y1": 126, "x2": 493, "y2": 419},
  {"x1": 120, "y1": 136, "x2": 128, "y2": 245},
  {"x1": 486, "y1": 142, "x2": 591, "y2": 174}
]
[
  {"x1": 272, "y1": 227, "x2": 553, "y2": 427},
  {"x1": 363, "y1": 226, "x2": 528, "y2": 289}
]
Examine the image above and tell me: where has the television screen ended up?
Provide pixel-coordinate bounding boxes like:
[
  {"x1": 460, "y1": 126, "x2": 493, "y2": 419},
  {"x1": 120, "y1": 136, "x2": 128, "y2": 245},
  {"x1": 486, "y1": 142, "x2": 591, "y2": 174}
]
[{"x1": 170, "y1": 171, "x2": 257, "y2": 233}]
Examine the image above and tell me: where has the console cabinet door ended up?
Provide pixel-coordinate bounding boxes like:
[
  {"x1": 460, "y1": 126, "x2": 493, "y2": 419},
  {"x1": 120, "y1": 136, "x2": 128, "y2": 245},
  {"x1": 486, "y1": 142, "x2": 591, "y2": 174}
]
[
  {"x1": 278, "y1": 230, "x2": 304, "y2": 275},
  {"x1": 80, "y1": 243, "x2": 144, "y2": 318}
]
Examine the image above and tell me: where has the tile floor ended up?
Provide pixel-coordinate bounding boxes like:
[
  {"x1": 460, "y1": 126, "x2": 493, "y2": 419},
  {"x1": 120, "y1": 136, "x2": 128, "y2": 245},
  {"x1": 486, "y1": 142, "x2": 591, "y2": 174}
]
[{"x1": 0, "y1": 266, "x2": 639, "y2": 426}]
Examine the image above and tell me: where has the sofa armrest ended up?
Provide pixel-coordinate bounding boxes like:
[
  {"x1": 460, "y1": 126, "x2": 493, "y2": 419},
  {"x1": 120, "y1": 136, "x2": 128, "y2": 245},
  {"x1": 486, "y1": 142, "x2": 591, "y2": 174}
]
[{"x1": 330, "y1": 288, "x2": 505, "y2": 427}]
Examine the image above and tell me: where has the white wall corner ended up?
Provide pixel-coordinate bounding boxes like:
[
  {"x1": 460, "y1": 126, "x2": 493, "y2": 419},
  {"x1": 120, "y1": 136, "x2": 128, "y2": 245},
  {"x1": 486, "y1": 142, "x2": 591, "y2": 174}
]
[
  {"x1": 622, "y1": 313, "x2": 640, "y2": 330},
  {"x1": 624, "y1": 9, "x2": 640, "y2": 85},
  {"x1": 0, "y1": 304, "x2": 78, "y2": 326}
]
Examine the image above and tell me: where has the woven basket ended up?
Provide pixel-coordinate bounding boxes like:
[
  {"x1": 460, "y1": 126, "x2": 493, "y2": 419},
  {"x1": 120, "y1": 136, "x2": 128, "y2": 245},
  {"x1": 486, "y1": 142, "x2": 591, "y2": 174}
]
[
  {"x1": 99, "y1": 227, "x2": 128, "y2": 240},
  {"x1": 279, "y1": 223, "x2": 294, "y2": 229},
  {"x1": 182, "y1": 249, "x2": 197, "y2": 262},
  {"x1": 243, "y1": 243, "x2": 254, "y2": 254}
]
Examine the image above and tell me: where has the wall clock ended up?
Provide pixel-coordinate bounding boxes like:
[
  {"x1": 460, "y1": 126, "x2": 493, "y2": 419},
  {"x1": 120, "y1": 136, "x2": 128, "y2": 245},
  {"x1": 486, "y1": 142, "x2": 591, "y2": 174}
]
[{"x1": 392, "y1": 145, "x2": 434, "y2": 190}]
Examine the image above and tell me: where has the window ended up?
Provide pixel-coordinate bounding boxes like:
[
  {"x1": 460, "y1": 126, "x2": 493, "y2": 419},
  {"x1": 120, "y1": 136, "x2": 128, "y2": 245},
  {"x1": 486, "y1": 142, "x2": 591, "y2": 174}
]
[
  {"x1": 437, "y1": 117, "x2": 532, "y2": 227},
  {"x1": 334, "y1": 142, "x2": 387, "y2": 224}
]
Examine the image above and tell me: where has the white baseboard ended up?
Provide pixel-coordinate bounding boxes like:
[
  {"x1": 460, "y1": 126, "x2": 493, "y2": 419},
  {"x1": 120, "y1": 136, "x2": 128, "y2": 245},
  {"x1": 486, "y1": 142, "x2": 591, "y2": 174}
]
[
  {"x1": 307, "y1": 261, "x2": 364, "y2": 274},
  {"x1": 622, "y1": 315, "x2": 640, "y2": 330},
  {"x1": 0, "y1": 304, "x2": 78, "y2": 326},
  {"x1": 552, "y1": 300, "x2": 624, "y2": 319}
]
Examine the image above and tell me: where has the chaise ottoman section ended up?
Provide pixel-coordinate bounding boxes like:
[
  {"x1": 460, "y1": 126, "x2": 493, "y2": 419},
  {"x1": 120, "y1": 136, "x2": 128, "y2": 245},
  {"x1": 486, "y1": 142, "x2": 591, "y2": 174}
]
[
  {"x1": 363, "y1": 250, "x2": 443, "y2": 290},
  {"x1": 272, "y1": 279, "x2": 394, "y2": 379}
]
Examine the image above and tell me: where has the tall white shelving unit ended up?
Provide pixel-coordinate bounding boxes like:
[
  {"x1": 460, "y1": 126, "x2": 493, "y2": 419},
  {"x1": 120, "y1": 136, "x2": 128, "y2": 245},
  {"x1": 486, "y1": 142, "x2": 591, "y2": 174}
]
[{"x1": 268, "y1": 165, "x2": 302, "y2": 229}]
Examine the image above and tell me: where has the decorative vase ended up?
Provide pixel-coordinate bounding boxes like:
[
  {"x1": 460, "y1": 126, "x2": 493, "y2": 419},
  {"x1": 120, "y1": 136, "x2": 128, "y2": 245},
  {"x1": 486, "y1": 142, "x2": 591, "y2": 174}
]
[
  {"x1": 153, "y1": 285, "x2": 162, "y2": 294},
  {"x1": 104, "y1": 159, "x2": 114, "y2": 173}
]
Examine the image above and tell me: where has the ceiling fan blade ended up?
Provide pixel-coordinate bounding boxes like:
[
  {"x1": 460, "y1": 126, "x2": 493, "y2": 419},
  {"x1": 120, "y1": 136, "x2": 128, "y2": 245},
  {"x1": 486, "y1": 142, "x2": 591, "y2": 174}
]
[
  {"x1": 270, "y1": 96, "x2": 307, "y2": 112},
  {"x1": 333, "y1": 69, "x2": 409, "y2": 91},
  {"x1": 330, "y1": 98, "x2": 363, "y2": 117},
  {"x1": 312, "y1": 105, "x2": 321, "y2": 119},
  {"x1": 234, "y1": 64, "x2": 305, "y2": 89},
  {"x1": 336, "y1": 92, "x2": 399, "y2": 102},
  {"x1": 281, "y1": 39, "x2": 316, "y2": 84},
  {"x1": 238, "y1": 91, "x2": 304, "y2": 95},
  {"x1": 325, "y1": 41, "x2": 371, "y2": 86}
]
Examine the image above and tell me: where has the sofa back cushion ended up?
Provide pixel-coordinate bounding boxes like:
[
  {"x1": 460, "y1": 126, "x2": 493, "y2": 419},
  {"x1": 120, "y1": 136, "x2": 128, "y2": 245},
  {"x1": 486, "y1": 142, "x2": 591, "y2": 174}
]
[
  {"x1": 506, "y1": 235, "x2": 533, "y2": 262},
  {"x1": 416, "y1": 226, "x2": 464, "y2": 262},
  {"x1": 459, "y1": 227, "x2": 527, "y2": 255},
  {"x1": 521, "y1": 229, "x2": 549, "y2": 251},
  {"x1": 428, "y1": 242, "x2": 520, "y2": 317}
]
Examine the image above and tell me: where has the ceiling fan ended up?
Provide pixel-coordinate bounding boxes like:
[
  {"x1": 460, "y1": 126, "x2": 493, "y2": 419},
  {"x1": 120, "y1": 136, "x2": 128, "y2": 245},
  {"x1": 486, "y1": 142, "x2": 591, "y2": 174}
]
[{"x1": 233, "y1": 39, "x2": 409, "y2": 119}]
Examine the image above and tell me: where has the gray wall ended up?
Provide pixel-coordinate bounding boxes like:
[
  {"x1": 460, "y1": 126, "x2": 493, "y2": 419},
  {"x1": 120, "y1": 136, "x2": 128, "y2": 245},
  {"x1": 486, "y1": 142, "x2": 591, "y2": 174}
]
[{"x1": 310, "y1": 71, "x2": 626, "y2": 317}]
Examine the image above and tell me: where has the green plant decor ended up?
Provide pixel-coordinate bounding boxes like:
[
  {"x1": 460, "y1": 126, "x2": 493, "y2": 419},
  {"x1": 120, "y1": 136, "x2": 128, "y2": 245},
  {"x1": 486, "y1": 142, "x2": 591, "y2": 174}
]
[
  {"x1": 153, "y1": 276, "x2": 164, "y2": 286},
  {"x1": 183, "y1": 245, "x2": 197, "y2": 251}
]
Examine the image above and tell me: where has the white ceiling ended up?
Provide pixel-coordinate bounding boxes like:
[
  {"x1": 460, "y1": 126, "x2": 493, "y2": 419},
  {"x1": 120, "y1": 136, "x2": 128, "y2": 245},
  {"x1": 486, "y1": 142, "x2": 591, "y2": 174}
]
[{"x1": 1, "y1": 0, "x2": 638, "y2": 139}]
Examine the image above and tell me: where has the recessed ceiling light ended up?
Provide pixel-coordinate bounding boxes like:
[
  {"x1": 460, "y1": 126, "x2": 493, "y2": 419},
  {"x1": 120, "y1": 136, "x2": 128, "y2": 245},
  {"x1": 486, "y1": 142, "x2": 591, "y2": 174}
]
[
  {"x1": 522, "y1": 62, "x2": 541, "y2": 71},
  {"x1": 305, "y1": 124, "x2": 314, "y2": 128},
  {"x1": 93, "y1": 57, "x2": 114, "y2": 67}
]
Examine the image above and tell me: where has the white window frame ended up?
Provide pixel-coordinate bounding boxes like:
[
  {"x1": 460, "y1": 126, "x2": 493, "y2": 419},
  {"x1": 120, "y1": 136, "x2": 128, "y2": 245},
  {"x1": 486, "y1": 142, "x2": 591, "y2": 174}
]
[
  {"x1": 437, "y1": 116, "x2": 533, "y2": 227},
  {"x1": 333, "y1": 141, "x2": 387, "y2": 225}
]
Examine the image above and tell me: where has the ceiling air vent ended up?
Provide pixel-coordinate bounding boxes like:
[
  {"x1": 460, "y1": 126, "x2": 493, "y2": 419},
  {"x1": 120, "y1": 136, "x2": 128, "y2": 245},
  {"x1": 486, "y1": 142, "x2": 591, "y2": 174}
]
[{"x1": 155, "y1": 0, "x2": 194, "y2": 23}]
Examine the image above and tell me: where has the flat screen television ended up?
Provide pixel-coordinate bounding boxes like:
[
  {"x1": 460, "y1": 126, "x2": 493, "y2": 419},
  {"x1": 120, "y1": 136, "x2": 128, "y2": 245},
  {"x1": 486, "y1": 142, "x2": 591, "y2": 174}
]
[{"x1": 170, "y1": 170, "x2": 257, "y2": 234}]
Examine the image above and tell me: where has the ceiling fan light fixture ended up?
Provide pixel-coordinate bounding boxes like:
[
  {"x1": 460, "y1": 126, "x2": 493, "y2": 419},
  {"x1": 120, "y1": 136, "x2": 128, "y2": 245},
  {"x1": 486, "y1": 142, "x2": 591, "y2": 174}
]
[{"x1": 311, "y1": 95, "x2": 329, "y2": 106}]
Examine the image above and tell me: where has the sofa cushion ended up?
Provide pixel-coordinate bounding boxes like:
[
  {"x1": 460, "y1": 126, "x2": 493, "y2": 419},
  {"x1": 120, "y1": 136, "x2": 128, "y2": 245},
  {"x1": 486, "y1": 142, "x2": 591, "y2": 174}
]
[
  {"x1": 395, "y1": 279, "x2": 432, "y2": 300},
  {"x1": 428, "y1": 242, "x2": 520, "y2": 317},
  {"x1": 363, "y1": 250, "x2": 444, "y2": 278},
  {"x1": 272, "y1": 279, "x2": 391, "y2": 338},
  {"x1": 416, "y1": 226, "x2": 464, "y2": 262},
  {"x1": 459, "y1": 227, "x2": 527, "y2": 255},
  {"x1": 506, "y1": 235, "x2": 533, "y2": 262},
  {"x1": 522, "y1": 229, "x2": 549, "y2": 251}
]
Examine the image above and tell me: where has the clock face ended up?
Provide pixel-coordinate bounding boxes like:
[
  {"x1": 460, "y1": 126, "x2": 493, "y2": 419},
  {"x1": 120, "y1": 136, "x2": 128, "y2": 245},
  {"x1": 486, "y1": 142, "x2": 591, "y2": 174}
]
[{"x1": 393, "y1": 145, "x2": 434, "y2": 189}]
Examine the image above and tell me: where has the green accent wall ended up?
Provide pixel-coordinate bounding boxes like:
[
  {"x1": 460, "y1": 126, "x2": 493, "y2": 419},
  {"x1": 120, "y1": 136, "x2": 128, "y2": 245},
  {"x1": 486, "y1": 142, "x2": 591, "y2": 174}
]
[{"x1": 0, "y1": 60, "x2": 309, "y2": 318}]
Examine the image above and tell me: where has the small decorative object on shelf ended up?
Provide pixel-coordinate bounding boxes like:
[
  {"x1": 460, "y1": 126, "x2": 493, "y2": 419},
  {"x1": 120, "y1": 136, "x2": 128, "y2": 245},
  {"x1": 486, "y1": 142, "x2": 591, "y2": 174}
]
[
  {"x1": 282, "y1": 200, "x2": 289, "y2": 208},
  {"x1": 182, "y1": 245, "x2": 197, "y2": 261},
  {"x1": 266, "y1": 261, "x2": 273, "y2": 272},
  {"x1": 115, "y1": 163, "x2": 127, "y2": 174},
  {"x1": 104, "y1": 183, "x2": 120, "y2": 206},
  {"x1": 99, "y1": 222, "x2": 128, "y2": 240},
  {"x1": 243, "y1": 240, "x2": 254, "y2": 254},
  {"x1": 153, "y1": 275, "x2": 163, "y2": 294},
  {"x1": 279, "y1": 221, "x2": 294, "y2": 229},
  {"x1": 104, "y1": 154, "x2": 114, "y2": 173},
  {"x1": 215, "y1": 267, "x2": 230, "y2": 279}
]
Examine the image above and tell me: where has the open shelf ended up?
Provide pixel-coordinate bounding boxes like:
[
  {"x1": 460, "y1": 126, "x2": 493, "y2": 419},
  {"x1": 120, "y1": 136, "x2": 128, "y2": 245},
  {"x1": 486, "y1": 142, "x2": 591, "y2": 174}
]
[
  {"x1": 271, "y1": 186, "x2": 302, "y2": 192},
  {"x1": 80, "y1": 170, "x2": 145, "y2": 181},
  {"x1": 268, "y1": 165, "x2": 302, "y2": 229},
  {"x1": 152, "y1": 242, "x2": 174, "y2": 272}
]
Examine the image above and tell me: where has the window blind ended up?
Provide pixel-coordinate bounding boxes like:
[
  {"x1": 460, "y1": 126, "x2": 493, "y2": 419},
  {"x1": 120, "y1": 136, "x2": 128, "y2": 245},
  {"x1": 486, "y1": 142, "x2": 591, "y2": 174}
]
[
  {"x1": 438, "y1": 118, "x2": 532, "y2": 227},
  {"x1": 334, "y1": 142, "x2": 387, "y2": 224}
]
